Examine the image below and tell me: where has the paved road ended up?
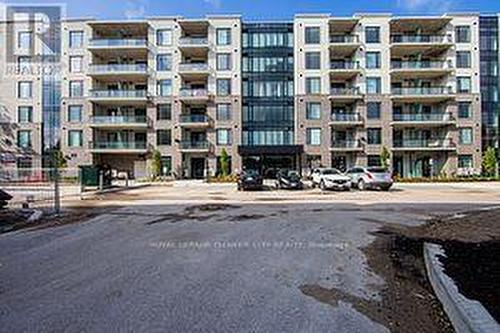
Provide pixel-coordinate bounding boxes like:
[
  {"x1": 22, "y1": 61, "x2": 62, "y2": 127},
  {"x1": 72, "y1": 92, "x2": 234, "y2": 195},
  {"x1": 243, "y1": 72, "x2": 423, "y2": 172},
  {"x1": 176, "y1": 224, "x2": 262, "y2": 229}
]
[{"x1": 0, "y1": 184, "x2": 497, "y2": 332}]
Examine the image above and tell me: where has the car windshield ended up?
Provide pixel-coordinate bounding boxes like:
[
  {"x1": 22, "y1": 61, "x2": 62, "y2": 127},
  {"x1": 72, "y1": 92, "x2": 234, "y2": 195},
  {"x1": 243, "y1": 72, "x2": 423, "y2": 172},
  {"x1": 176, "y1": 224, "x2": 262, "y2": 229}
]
[
  {"x1": 244, "y1": 170, "x2": 259, "y2": 177},
  {"x1": 367, "y1": 167, "x2": 388, "y2": 173},
  {"x1": 322, "y1": 169, "x2": 340, "y2": 175}
]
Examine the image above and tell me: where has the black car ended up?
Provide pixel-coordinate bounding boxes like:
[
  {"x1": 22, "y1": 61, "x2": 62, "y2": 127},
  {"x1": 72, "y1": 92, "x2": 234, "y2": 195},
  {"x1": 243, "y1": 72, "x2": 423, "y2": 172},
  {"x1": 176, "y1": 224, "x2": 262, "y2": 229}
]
[
  {"x1": 276, "y1": 169, "x2": 303, "y2": 190},
  {"x1": 237, "y1": 170, "x2": 263, "y2": 191},
  {"x1": 0, "y1": 189, "x2": 12, "y2": 209}
]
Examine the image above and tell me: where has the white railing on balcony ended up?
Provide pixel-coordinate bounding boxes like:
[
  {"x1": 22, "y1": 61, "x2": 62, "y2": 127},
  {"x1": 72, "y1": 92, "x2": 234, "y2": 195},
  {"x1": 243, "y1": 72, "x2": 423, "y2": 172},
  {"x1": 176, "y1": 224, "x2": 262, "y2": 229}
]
[
  {"x1": 179, "y1": 88, "x2": 209, "y2": 98},
  {"x1": 392, "y1": 113, "x2": 454, "y2": 122},
  {"x1": 331, "y1": 140, "x2": 362, "y2": 148},
  {"x1": 391, "y1": 87, "x2": 452, "y2": 96},
  {"x1": 330, "y1": 87, "x2": 361, "y2": 96},
  {"x1": 90, "y1": 90, "x2": 148, "y2": 98},
  {"x1": 330, "y1": 113, "x2": 362, "y2": 122},
  {"x1": 390, "y1": 34, "x2": 452, "y2": 44},
  {"x1": 178, "y1": 37, "x2": 209, "y2": 46},
  {"x1": 89, "y1": 64, "x2": 148, "y2": 74},
  {"x1": 330, "y1": 35, "x2": 359, "y2": 43},
  {"x1": 89, "y1": 39, "x2": 148, "y2": 47},
  {"x1": 178, "y1": 63, "x2": 210, "y2": 72},
  {"x1": 90, "y1": 115, "x2": 148, "y2": 124},
  {"x1": 90, "y1": 141, "x2": 147, "y2": 150},
  {"x1": 393, "y1": 138, "x2": 455, "y2": 148},
  {"x1": 330, "y1": 61, "x2": 360, "y2": 70},
  {"x1": 391, "y1": 61, "x2": 451, "y2": 70}
]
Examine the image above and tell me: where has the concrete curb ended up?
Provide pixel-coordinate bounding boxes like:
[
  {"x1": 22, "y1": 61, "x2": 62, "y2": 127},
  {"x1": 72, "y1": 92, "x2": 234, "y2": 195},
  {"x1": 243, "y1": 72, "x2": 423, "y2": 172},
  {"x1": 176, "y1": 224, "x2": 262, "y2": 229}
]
[
  {"x1": 424, "y1": 243, "x2": 500, "y2": 333},
  {"x1": 81, "y1": 183, "x2": 151, "y2": 198}
]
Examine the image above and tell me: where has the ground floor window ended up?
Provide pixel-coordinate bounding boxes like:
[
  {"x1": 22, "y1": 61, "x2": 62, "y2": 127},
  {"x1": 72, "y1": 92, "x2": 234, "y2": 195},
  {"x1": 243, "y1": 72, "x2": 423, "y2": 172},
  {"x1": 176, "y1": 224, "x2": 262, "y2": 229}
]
[
  {"x1": 367, "y1": 155, "x2": 382, "y2": 167},
  {"x1": 458, "y1": 155, "x2": 473, "y2": 169},
  {"x1": 160, "y1": 156, "x2": 172, "y2": 176}
]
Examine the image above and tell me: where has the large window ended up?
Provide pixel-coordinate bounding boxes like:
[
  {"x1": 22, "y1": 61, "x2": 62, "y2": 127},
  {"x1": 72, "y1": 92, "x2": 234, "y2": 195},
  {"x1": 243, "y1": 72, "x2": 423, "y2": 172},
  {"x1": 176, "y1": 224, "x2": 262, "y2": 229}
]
[
  {"x1": 306, "y1": 102, "x2": 321, "y2": 120},
  {"x1": 242, "y1": 105, "x2": 293, "y2": 123},
  {"x1": 68, "y1": 130, "x2": 83, "y2": 147},
  {"x1": 68, "y1": 105, "x2": 83, "y2": 122},
  {"x1": 366, "y1": 52, "x2": 381, "y2": 69},
  {"x1": 457, "y1": 77, "x2": 472, "y2": 93},
  {"x1": 17, "y1": 56, "x2": 31, "y2": 73},
  {"x1": 456, "y1": 26, "x2": 471, "y2": 43},
  {"x1": 305, "y1": 27, "x2": 320, "y2": 44},
  {"x1": 242, "y1": 32, "x2": 293, "y2": 48},
  {"x1": 243, "y1": 80, "x2": 293, "y2": 97},
  {"x1": 17, "y1": 130, "x2": 32, "y2": 148},
  {"x1": 216, "y1": 104, "x2": 231, "y2": 120},
  {"x1": 69, "y1": 56, "x2": 83, "y2": 73},
  {"x1": 217, "y1": 53, "x2": 232, "y2": 70},
  {"x1": 458, "y1": 155, "x2": 473, "y2": 168},
  {"x1": 368, "y1": 155, "x2": 382, "y2": 167},
  {"x1": 69, "y1": 81, "x2": 83, "y2": 97},
  {"x1": 156, "y1": 29, "x2": 172, "y2": 46},
  {"x1": 157, "y1": 54, "x2": 172, "y2": 71},
  {"x1": 242, "y1": 56, "x2": 293, "y2": 73},
  {"x1": 456, "y1": 51, "x2": 471, "y2": 68},
  {"x1": 156, "y1": 129, "x2": 171, "y2": 145},
  {"x1": 18, "y1": 31, "x2": 32, "y2": 49},
  {"x1": 306, "y1": 77, "x2": 321, "y2": 94},
  {"x1": 217, "y1": 28, "x2": 232, "y2": 45},
  {"x1": 459, "y1": 127, "x2": 473, "y2": 144},
  {"x1": 366, "y1": 77, "x2": 381, "y2": 94},
  {"x1": 216, "y1": 79, "x2": 231, "y2": 96},
  {"x1": 18, "y1": 106, "x2": 33, "y2": 123},
  {"x1": 306, "y1": 128, "x2": 321, "y2": 145},
  {"x1": 160, "y1": 156, "x2": 172, "y2": 176},
  {"x1": 157, "y1": 80, "x2": 172, "y2": 96},
  {"x1": 367, "y1": 102, "x2": 381, "y2": 119},
  {"x1": 458, "y1": 102, "x2": 471, "y2": 119},
  {"x1": 242, "y1": 130, "x2": 293, "y2": 146},
  {"x1": 156, "y1": 104, "x2": 171, "y2": 120},
  {"x1": 69, "y1": 31, "x2": 83, "y2": 48},
  {"x1": 365, "y1": 27, "x2": 380, "y2": 43},
  {"x1": 367, "y1": 128, "x2": 382, "y2": 144},
  {"x1": 216, "y1": 129, "x2": 232, "y2": 145},
  {"x1": 18, "y1": 81, "x2": 32, "y2": 99},
  {"x1": 305, "y1": 52, "x2": 321, "y2": 70}
]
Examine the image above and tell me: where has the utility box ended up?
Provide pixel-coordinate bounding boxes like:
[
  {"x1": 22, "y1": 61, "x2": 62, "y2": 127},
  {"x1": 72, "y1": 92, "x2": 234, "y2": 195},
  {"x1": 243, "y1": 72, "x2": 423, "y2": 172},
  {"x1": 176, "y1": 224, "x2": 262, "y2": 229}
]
[{"x1": 79, "y1": 166, "x2": 112, "y2": 187}]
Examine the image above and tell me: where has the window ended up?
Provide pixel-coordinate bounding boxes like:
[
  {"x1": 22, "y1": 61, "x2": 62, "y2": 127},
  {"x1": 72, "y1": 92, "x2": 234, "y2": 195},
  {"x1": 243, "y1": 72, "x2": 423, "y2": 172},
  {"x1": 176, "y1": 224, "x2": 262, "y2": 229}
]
[
  {"x1": 216, "y1": 129, "x2": 231, "y2": 145},
  {"x1": 217, "y1": 53, "x2": 232, "y2": 70},
  {"x1": 367, "y1": 102, "x2": 381, "y2": 119},
  {"x1": 306, "y1": 128, "x2": 321, "y2": 145},
  {"x1": 306, "y1": 77, "x2": 321, "y2": 94},
  {"x1": 156, "y1": 129, "x2": 171, "y2": 145},
  {"x1": 216, "y1": 79, "x2": 231, "y2": 96},
  {"x1": 157, "y1": 29, "x2": 172, "y2": 46},
  {"x1": 365, "y1": 27, "x2": 380, "y2": 43},
  {"x1": 69, "y1": 31, "x2": 84, "y2": 48},
  {"x1": 457, "y1": 77, "x2": 471, "y2": 93},
  {"x1": 157, "y1": 80, "x2": 172, "y2": 96},
  {"x1": 157, "y1": 54, "x2": 172, "y2": 71},
  {"x1": 18, "y1": 56, "x2": 31, "y2": 73},
  {"x1": 367, "y1": 128, "x2": 382, "y2": 144},
  {"x1": 366, "y1": 77, "x2": 381, "y2": 94},
  {"x1": 368, "y1": 155, "x2": 382, "y2": 167},
  {"x1": 458, "y1": 155, "x2": 473, "y2": 168},
  {"x1": 217, "y1": 28, "x2": 231, "y2": 45},
  {"x1": 458, "y1": 102, "x2": 472, "y2": 119},
  {"x1": 456, "y1": 51, "x2": 471, "y2": 68},
  {"x1": 306, "y1": 102, "x2": 321, "y2": 120},
  {"x1": 69, "y1": 56, "x2": 83, "y2": 73},
  {"x1": 160, "y1": 156, "x2": 172, "y2": 176},
  {"x1": 366, "y1": 52, "x2": 381, "y2": 69},
  {"x1": 305, "y1": 52, "x2": 321, "y2": 70},
  {"x1": 455, "y1": 26, "x2": 471, "y2": 43},
  {"x1": 18, "y1": 106, "x2": 33, "y2": 123},
  {"x1": 68, "y1": 130, "x2": 83, "y2": 147},
  {"x1": 68, "y1": 105, "x2": 83, "y2": 122},
  {"x1": 459, "y1": 127, "x2": 473, "y2": 144},
  {"x1": 216, "y1": 104, "x2": 231, "y2": 120},
  {"x1": 69, "y1": 81, "x2": 83, "y2": 97},
  {"x1": 17, "y1": 130, "x2": 31, "y2": 148},
  {"x1": 305, "y1": 27, "x2": 320, "y2": 44},
  {"x1": 18, "y1": 31, "x2": 32, "y2": 49},
  {"x1": 18, "y1": 81, "x2": 32, "y2": 99},
  {"x1": 156, "y1": 104, "x2": 171, "y2": 120}
]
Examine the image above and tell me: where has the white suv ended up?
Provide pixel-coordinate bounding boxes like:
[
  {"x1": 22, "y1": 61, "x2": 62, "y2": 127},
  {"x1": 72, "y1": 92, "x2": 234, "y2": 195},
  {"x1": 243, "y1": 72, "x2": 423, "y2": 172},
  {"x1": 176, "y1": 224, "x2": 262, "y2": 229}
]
[{"x1": 311, "y1": 168, "x2": 351, "y2": 191}]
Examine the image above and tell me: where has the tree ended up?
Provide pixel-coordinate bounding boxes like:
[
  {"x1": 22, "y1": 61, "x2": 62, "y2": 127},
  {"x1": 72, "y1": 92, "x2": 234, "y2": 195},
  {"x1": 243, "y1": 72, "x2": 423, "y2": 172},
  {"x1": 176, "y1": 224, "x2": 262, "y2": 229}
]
[
  {"x1": 220, "y1": 148, "x2": 230, "y2": 176},
  {"x1": 482, "y1": 146, "x2": 497, "y2": 177},
  {"x1": 380, "y1": 146, "x2": 390, "y2": 168},
  {"x1": 152, "y1": 150, "x2": 162, "y2": 178}
]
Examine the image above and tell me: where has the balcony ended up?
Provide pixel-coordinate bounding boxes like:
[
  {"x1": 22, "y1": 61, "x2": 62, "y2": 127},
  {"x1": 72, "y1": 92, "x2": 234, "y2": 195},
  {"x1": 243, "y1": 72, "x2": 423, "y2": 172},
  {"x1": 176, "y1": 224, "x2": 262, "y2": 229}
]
[
  {"x1": 179, "y1": 37, "x2": 209, "y2": 48},
  {"x1": 329, "y1": 113, "x2": 363, "y2": 126},
  {"x1": 88, "y1": 39, "x2": 149, "y2": 51},
  {"x1": 390, "y1": 35, "x2": 453, "y2": 57},
  {"x1": 329, "y1": 35, "x2": 361, "y2": 56},
  {"x1": 392, "y1": 138, "x2": 456, "y2": 151},
  {"x1": 90, "y1": 115, "x2": 149, "y2": 128},
  {"x1": 330, "y1": 140, "x2": 363, "y2": 152},
  {"x1": 178, "y1": 88, "x2": 210, "y2": 103},
  {"x1": 88, "y1": 64, "x2": 149, "y2": 78},
  {"x1": 329, "y1": 87, "x2": 363, "y2": 101},
  {"x1": 179, "y1": 140, "x2": 211, "y2": 152},
  {"x1": 178, "y1": 63, "x2": 210, "y2": 77},
  {"x1": 329, "y1": 61, "x2": 362, "y2": 79},
  {"x1": 390, "y1": 61, "x2": 453, "y2": 79},
  {"x1": 391, "y1": 112, "x2": 455, "y2": 127},
  {"x1": 391, "y1": 86, "x2": 454, "y2": 102},
  {"x1": 178, "y1": 114, "x2": 210, "y2": 127},
  {"x1": 89, "y1": 90, "x2": 149, "y2": 104},
  {"x1": 89, "y1": 141, "x2": 148, "y2": 153}
]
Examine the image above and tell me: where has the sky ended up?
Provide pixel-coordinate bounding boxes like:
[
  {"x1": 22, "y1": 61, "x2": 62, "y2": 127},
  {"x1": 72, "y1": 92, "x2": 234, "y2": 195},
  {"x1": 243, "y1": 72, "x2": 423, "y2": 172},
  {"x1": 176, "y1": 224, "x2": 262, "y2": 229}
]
[{"x1": 2, "y1": 0, "x2": 500, "y2": 20}]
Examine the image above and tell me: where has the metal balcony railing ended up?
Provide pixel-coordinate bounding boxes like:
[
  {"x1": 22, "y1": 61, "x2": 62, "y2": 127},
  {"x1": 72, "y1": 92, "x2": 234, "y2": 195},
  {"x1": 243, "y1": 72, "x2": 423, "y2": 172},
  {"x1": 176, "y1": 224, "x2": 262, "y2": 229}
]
[
  {"x1": 391, "y1": 86, "x2": 452, "y2": 95},
  {"x1": 178, "y1": 63, "x2": 210, "y2": 72},
  {"x1": 329, "y1": 35, "x2": 359, "y2": 43},
  {"x1": 330, "y1": 87, "x2": 361, "y2": 96},
  {"x1": 179, "y1": 140, "x2": 210, "y2": 150},
  {"x1": 89, "y1": 90, "x2": 148, "y2": 98},
  {"x1": 330, "y1": 113, "x2": 362, "y2": 122},
  {"x1": 391, "y1": 61, "x2": 450, "y2": 70},
  {"x1": 393, "y1": 138, "x2": 455, "y2": 148},
  {"x1": 390, "y1": 34, "x2": 452, "y2": 44},
  {"x1": 90, "y1": 115, "x2": 148, "y2": 124},
  {"x1": 331, "y1": 140, "x2": 362, "y2": 148},
  {"x1": 392, "y1": 112, "x2": 454, "y2": 122},
  {"x1": 89, "y1": 64, "x2": 148, "y2": 74},
  {"x1": 90, "y1": 141, "x2": 147, "y2": 150},
  {"x1": 179, "y1": 88, "x2": 209, "y2": 97},
  {"x1": 178, "y1": 37, "x2": 209, "y2": 46},
  {"x1": 179, "y1": 114, "x2": 209, "y2": 123},
  {"x1": 89, "y1": 39, "x2": 148, "y2": 47},
  {"x1": 330, "y1": 61, "x2": 360, "y2": 70}
]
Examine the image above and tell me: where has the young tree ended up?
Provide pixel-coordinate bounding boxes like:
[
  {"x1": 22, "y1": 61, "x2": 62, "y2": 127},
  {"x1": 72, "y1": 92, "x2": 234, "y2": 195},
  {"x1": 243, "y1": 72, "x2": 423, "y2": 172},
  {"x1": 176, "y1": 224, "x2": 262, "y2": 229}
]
[
  {"x1": 482, "y1": 146, "x2": 498, "y2": 177},
  {"x1": 380, "y1": 146, "x2": 390, "y2": 168},
  {"x1": 220, "y1": 148, "x2": 230, "y2": 176},
  {"x1": 152, "y1": 150, "x2": 162, "y2": 178}
]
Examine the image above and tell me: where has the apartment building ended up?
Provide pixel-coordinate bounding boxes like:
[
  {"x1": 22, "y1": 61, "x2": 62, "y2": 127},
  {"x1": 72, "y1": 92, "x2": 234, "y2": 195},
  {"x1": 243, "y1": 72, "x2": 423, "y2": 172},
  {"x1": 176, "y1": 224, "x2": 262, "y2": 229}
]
[{"x1": 1, "y1": 12, "x2": 496, "y2": 179}]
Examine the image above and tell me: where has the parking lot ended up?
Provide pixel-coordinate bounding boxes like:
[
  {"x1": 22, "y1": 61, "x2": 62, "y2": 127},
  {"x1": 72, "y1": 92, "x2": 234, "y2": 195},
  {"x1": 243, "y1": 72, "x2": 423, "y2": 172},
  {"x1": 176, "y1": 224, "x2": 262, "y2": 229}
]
[{"x1": 0, "y1": 182, "x2": 499, "y2": 332}]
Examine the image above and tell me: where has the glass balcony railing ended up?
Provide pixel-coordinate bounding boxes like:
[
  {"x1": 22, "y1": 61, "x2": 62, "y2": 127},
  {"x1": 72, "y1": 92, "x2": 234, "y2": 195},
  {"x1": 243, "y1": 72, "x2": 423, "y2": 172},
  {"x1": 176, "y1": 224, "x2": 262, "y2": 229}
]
[
  {"x1": 90, "y1": 141, "x2": 147, "y2": 150},
  {"x1": 390, "y1": 35, "x2": 452, "y2": 44},
  {"x1": 179, "y1": 88, "x2": 209, "y2": 97},
  {"x1": 90, "y1": 115, "x2": 148, "y2": 124},
  {"x1": 89, "y1": 39, "x2": 148, "y2": 47},
  {"x1": 391, "y1": 61, "x2": 449, "y2": 70},
  {"x1": 391, "y1": 87, "x2": 452, "y2": 96},
  {"x1": 89, "y1": 64, "x2": 148, "y2": 74},
  {"x1": 330, "y1": 87, "x2": 361, "y2": 96},
  {"x1": 393, "y1": 138, "x2": 455, "y2": 148},
  {"x1": 330, "y1": 113, "x2": 362, "y2": 122},
  {"x1": 90, "y1": 90, "x2": 148, "y2": 98},
  {"x1": 179, "y1": 141, "x2": 210, "y2": 150},
  {"x1": 178, "y1": 37, "x2": 209, "y2": 46},
  {"x1": 330, "y1": 61, "x2": 360, "y2": 70},
  {"x1": 330, "y1": 35, "x2": 359, "y2": 43},
  {"x1": 178, "y1": 63, "x2": 210, "y2": 72},
  {"x1": 179, "y1": 114, "x2": 209, "y2": 123},
  {"x1": 392, "y1": 113, "x2": 453, "y2": 122},
  {"x1": 331, "y1": 140, "x2": 362, "y2": 148}
]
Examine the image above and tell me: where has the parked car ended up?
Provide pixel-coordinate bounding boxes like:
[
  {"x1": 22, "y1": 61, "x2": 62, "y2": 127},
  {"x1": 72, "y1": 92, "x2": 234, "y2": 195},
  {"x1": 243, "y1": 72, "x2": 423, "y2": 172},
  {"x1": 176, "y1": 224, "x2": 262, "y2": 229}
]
[
  {"x1": 0, "y1": 189, "x2": 12, "y2": 209},
  {"x1": 345, "y1": 166, "x2": 393, "y2": 191},
  {"x1": 276, "y1": 169, "x2": 303, "y2": 190},
  {"x1": 311, "y1": 168, "x2": 351, "y2": 191},
  {"x1": 237, "y1": 170, "x2": 263, "y2": 191}
]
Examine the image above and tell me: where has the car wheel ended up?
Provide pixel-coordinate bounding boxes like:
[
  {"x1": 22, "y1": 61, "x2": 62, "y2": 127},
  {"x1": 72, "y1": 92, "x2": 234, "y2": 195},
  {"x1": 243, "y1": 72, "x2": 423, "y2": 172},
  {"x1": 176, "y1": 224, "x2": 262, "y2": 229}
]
[
  {"x1": 276, "y1": 181, "x2": 281, "y2": 189},
  {"x1": 320, "y1": 180, "x2": 326, "y2": 191},
  {"x1": 381, "y1": 185, "x2": 391, "y2": 191},
  {"x1": 357, "y1": 179, "x2": 365, "y2": 191}
]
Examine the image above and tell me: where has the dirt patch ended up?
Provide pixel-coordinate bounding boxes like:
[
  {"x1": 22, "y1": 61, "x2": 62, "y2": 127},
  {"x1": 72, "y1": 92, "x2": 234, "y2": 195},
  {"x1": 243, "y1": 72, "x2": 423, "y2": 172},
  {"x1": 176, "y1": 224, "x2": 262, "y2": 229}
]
[
  {"x1": 146, "y1": 213, "x2": 219, "y2": 225},
  {"x1": 184, "y1": 203, "x2": 240, "y2": 213},
  {"x1": 229, "y1": 214, "x2": 271, "y2": 221}
]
